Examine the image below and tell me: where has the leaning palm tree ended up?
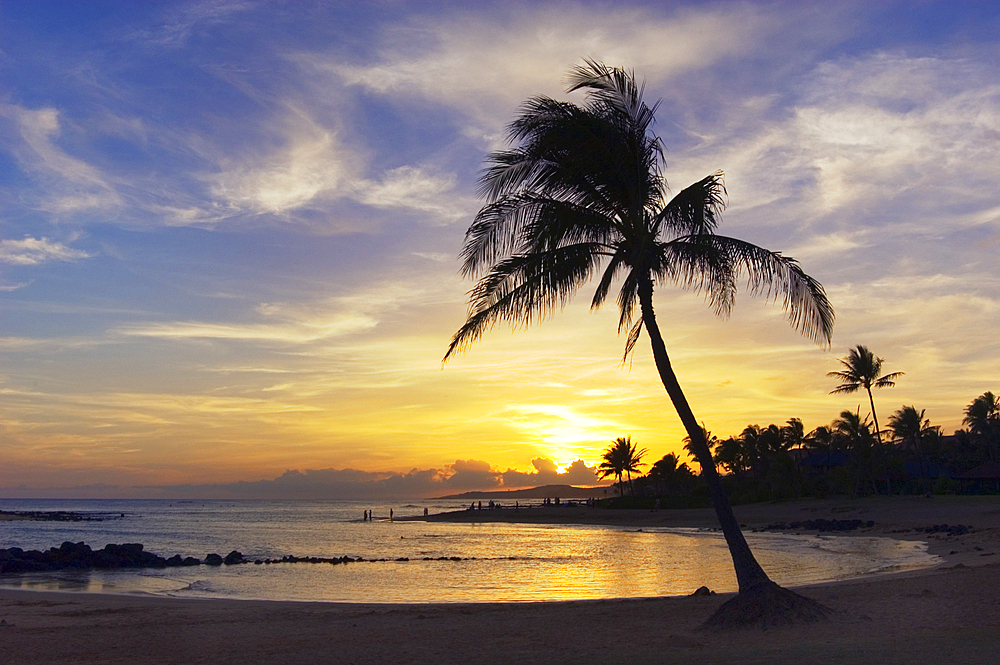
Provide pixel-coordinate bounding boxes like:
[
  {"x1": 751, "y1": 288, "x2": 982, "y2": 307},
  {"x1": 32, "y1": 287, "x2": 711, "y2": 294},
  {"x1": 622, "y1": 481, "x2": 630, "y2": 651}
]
[
  {"x1": 443, "y1": 61, "x2": 833, "y2": 626},
  {"x1": 828, "y1": 345, "x2": 903, "y2": 444}
]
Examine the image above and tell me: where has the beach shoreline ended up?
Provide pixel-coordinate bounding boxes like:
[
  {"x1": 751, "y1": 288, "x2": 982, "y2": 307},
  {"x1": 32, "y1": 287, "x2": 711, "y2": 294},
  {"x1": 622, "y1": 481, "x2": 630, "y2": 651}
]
[
  {"x1": 2, "y1": 495, "x2": 999, "y2": 664},
  {"x1": 415, "y1": 494, "x2": 1000, "y2": 566}
]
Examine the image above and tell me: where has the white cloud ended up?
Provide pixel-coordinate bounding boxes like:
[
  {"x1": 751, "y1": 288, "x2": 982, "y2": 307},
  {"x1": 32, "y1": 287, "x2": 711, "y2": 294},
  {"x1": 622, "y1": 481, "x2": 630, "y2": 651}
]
[
  {"x1": 312, "y1": 5, "x2": 775, "y2": 136},
  {"x1": 353, "y1": 166, "x2": 472, "y2": 223},
  {"x1": 114, "y1": 282, "x2": 442, "y2": 344},
  {"x1": 663, "y1": 50, "x2": 1000, "y2": 255},
  {"x1": 0, "y1": 237, "x2": 91, "y2": 265},
  {"x1": 117, "y1": 316, "x2": 377, "y2": 344},
  {"x1": 0, "y1": 104, "x2": 122, "y2": 212},
  {"x1": 209, "y1": 105, "x2": 353, "y2": 215}
]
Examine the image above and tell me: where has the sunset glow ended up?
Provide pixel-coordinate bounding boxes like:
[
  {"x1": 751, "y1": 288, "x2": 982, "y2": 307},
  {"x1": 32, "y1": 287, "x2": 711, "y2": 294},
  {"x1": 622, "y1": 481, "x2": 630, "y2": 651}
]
[{"x1": 1, "y1": 2, "x2": 999, "y2": 498}]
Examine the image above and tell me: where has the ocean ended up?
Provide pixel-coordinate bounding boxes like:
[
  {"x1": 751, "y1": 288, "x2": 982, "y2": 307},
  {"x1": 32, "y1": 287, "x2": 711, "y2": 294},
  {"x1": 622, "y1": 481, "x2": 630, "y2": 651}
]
[{"x1": 0, "y1": 498, "x2": 937, "y2": 603}]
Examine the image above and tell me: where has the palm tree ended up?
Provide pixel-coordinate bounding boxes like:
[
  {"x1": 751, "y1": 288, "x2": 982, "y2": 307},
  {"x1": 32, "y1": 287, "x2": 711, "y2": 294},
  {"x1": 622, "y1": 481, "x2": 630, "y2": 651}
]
[
  {"x1": 598, "y1": 436, "x2": 647, "y2": 496},
  {"x1": 828, "y1": 345, "x2": 903, "y2": 444},
  {"x1": 888, "y1": 405, "x2": 939, "y2": 478},
  {"x1": 832, "y1": 408, "x2": 877, "y2": 495},
  {"x1": 782, "y1": 418, "x2": 806, "y2": 450},
  {"x1": 597, "y1": 443, "x2": 626, "y2": 497},
  {"x1": 619, "y1": 436, "x2": 648, "y2": 495},
  {"x1": 649, "y1": 452, "x2": 694, "y2": 495},
  {"x1": 805, "y1": 425, "x2": 834, "y2": 453},
  {"x1": 713, "y1": 435, "x2": 749, "y2": 479},
  {"x1": 963, "y1": 392, "x2": 1000, "y2": 462},
  {"x1": 443, "y1": 61, "x2": 833, "y2": 624}
]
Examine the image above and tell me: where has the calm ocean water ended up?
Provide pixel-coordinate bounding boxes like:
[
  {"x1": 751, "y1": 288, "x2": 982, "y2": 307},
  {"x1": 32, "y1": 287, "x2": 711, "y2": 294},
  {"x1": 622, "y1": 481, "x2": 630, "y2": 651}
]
[{"x1": 0, "y1": 498, "x2": 937, "y2": 603}]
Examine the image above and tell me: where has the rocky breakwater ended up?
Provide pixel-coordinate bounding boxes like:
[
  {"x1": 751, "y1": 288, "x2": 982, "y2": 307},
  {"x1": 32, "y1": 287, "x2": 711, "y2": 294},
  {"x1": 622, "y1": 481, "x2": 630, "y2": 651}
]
[
  {"x1": 0, "y1": 542, "x2": 203, "y2": 574},
  {"x1": 0, "y1": 542, "x2": 467, "y2": 574},
  {"x1": 0, "y1": 543, "x2": 393, "y2": 574}
]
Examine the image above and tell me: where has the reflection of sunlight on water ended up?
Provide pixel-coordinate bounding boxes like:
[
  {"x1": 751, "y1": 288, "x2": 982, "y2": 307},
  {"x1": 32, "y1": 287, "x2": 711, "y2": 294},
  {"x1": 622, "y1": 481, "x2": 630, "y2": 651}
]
[
  {"x1": 0, "y1": 500, "x2": 939, "y2": 604},
  {"x1": 10, "y1": 528, "x2": 934, "y2": 604}
]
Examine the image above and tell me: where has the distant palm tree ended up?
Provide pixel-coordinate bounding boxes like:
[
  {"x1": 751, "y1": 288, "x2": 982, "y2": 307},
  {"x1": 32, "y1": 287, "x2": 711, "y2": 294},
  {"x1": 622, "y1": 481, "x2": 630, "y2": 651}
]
[
  {"x1": 649, "y1": 452, "x2": 693, "y2": 495},
  {"x1": 598, "y1": 444, "x2": 627, "y2": 497},
  {"x1": 713, "y1": 435, "x2": 749, "y2": 479},
  {"x1": 833, "y1": 408, "x2": 877, "y2": 495},
  {"x1": 444, "y1": 60, "x2": 833, "y2": 621},
  {"x1": 828, "y1": 345, "x2": 903, "y2": 444},
  {"x1": 598, "y1": 436, "x2": 647, "y2": 496},
  {"x1": 888, "y1": 405, "x2": 938, "y2": 479},
  {"x1": 781, "y1": 418, "x2": 806, "y2": 450},
  {"x1": 963, "y1": 392, "x2": 1000, "y2": 462},
  {"x1": 681, "y1": 425, "x2": 718, "y2": 465},
  {"x1": 833, "y1": 409, "x2": 875, "y2": 444}
]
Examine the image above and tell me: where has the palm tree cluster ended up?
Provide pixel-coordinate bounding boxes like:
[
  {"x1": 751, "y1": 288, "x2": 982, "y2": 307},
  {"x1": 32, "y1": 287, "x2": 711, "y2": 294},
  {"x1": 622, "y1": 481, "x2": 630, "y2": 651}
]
[{"x1": 624, "y1": 391, "x2": 997, "y2": 504}]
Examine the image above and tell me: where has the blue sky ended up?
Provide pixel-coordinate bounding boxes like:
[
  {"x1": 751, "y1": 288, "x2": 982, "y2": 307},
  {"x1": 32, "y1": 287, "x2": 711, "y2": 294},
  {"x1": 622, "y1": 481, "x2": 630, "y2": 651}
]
[{"x1": 1, "y1": 1, "x2": 999, "y2": 498}]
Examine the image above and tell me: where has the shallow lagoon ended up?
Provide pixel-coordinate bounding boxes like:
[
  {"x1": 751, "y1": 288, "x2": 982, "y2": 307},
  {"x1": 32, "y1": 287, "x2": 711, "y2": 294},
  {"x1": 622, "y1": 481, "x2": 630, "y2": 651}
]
[{"x1": 0, "y1": 499, "x2": 937, "y2": 603}]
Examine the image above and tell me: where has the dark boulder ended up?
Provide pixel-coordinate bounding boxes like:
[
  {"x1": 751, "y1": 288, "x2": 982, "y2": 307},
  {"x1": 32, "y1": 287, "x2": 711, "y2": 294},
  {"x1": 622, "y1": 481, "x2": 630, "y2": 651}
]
[{"x1": 223, "y1": 551, "x2": 246, "y2": 565}]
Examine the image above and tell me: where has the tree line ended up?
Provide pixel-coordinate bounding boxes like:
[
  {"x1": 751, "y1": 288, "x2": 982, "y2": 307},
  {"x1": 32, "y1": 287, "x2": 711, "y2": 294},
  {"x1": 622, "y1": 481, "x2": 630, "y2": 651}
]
[{"x1": 598, "y1": 346, "x2": 1000, "y2": 505}]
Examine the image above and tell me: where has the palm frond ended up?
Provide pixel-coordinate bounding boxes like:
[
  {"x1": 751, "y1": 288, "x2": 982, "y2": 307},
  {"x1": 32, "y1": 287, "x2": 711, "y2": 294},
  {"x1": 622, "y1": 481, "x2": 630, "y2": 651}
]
[
  {"x1": 653, "y1": 172, "x2": 726, "y2": 237},
  {"x1": 591, "y1": 249, "x2": 627, "y2": 310},
  {"x1": 444, "y1": 243, "x2": 602, "y2": 361},
  {"x1": 622, "y1": 318, "x2": 644, "y2": 363},
  {"x1": 446, "y1": 60, "x2": 835, "y2": 366},
  {"x1": 461, "y1": 194, "x2": 616, "y2": 277},
  {"x1": 873, "y1": 372, "x2": 904, "y2": 388},
  {"x1": 659, "y1": 235, "x2": 834, "y2": 343}
]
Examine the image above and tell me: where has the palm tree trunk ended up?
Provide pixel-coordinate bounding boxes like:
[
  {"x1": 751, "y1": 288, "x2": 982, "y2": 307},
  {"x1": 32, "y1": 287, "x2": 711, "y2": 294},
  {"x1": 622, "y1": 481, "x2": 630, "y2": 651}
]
[
  {"x1": 867, "y1": 387, "x2": 891, "y2": 493},
  {"x1": 637, "y1": 277, "x2": 771, "y2": 592},
  {"x1": 867, "y1": 387, "x2": 881, "y2": 444}
]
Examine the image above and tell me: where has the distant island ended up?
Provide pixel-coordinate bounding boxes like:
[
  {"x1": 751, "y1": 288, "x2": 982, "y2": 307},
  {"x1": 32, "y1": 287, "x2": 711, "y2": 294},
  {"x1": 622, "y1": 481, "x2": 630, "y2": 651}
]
[{"x1": 435, "y1": 484, "x2": 611, "y2": 500}]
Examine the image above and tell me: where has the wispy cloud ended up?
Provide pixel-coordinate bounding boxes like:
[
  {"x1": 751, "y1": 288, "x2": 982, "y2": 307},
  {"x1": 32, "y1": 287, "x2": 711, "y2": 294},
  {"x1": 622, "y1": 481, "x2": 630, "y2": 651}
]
[
  {"x1": 126, "y1": 0, "x2": 257, "y2": 48},
  {"x1": 0, "y1": 104, "x2": 122, "y2": 213},
  {"x1": 353, "y1": 166, "x2": 473, "y2": 224},
  {"x1": 208, "y1": 105, "x2": 355, "y2": 216},
  {"x1": 117, "y1": 317, "x2": 376, "y2": 343},
  {"x1": 326, "y1": 4, "x2": 778, "y2": 133},
  {"x1": 0, "y1": 237, "x2": 91, "y2": 265}
]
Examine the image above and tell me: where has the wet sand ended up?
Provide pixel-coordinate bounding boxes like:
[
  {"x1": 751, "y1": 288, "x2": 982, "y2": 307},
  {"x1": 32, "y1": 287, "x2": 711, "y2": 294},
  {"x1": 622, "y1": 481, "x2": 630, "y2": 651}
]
[{"x1": 2, "y1": 495, "x2": 999, "y2": 664}]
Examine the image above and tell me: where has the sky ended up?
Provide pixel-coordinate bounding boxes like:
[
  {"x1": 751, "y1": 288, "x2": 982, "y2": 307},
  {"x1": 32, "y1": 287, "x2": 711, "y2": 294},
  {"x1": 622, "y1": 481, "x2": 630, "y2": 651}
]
[{"x1": 1, "y1": 1, "x2": 999, "y2": 499}]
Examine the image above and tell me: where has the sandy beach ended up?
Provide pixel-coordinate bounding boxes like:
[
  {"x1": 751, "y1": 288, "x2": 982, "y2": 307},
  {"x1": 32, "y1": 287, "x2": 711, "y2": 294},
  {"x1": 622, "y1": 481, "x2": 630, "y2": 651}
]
[{"x1": 2, "y1": 496, "x2": 999, "y2": 664}]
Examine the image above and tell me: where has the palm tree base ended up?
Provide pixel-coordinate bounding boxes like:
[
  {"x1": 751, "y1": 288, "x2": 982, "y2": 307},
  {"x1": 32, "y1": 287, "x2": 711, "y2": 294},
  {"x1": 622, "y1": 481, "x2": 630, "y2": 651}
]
[{"x1": 699, "y1": 581, "x2": 831, "y2": 630}]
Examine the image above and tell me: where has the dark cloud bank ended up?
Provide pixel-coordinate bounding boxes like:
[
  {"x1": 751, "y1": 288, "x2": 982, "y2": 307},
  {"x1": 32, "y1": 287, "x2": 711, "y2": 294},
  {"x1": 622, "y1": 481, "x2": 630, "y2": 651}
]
[{"x1": 1, "y1": 458, "x2": 604, "y2": 500}]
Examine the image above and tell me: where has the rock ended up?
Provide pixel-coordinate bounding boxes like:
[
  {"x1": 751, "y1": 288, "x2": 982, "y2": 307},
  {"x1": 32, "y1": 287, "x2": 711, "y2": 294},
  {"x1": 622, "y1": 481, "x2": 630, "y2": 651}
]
[
  {"x1": 691, "y1": 586, "x2": 715, "y2": 597},
  {"x1": 204, "y1": 553, "x2": 224, "y2": 566},
  {"x1": 223, "y1": 550, "x2": 245, "y2": 565}
]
